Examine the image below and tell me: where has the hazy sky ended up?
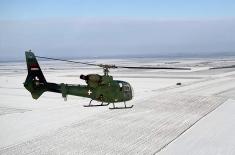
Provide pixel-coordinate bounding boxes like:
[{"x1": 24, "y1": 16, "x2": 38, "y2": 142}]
[{"x1": 1, "y1": 0, "x2": 235, "y2": 59}]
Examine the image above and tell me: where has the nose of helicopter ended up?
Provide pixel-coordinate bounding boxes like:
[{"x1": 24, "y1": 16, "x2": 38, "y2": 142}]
[
  {"x1": 124, "y1": 82, "x2": 133, "y2": 100},
  {"x1": 129, "y1": 84, "x2": 134, "y2": 99}
]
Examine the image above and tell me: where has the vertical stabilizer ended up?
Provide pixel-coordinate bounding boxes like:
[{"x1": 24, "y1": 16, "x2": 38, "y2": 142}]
[{"x1": 24, "y1": 50, "x2": 47, "y2": 99}]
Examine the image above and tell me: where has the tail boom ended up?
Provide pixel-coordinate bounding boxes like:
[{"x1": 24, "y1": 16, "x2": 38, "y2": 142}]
[{"x1": 24, "y1": 50, "x2": 89, "y2": 101}]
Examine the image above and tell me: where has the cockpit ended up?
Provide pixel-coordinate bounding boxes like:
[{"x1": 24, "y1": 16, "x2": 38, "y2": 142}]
[{"x1": 117, "y1": 81, "x2": 133, "y2": 100}]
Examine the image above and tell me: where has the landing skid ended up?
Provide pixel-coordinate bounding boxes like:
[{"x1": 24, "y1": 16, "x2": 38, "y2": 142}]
[
  {"x1": 83, "y1": 104, "x2": 109, "y2": 107},
  {"x1": 109, "y1": 105, "x2": 134, "y2": 110},
  {"x1": 109, "y1": 102, "x2": 134, "y2": 110},
  {"x1": 83, "y1": 100, "x2": 109, "y2": 107}
]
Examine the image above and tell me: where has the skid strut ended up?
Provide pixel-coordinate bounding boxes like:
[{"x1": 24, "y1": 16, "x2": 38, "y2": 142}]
[{"x1": 83, "y1": 100, "x2": 109, "y2": 107}]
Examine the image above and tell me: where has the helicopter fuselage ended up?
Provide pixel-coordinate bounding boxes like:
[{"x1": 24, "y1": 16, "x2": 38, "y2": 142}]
[{"x1": 52, "y1": 74, "x2": 133, "y2": 103}]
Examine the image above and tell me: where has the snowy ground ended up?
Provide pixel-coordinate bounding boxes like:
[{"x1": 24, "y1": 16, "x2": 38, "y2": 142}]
[
  {"x1": 0, "y1": 58, "x2": 235, "y2": 154},
  {"x1": 158, "y1": 99, "x2": 235, "y2": 155}
]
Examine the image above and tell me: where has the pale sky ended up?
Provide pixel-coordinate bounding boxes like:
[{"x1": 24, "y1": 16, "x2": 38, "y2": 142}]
[{"x1": 0, "y1": 0, "x2": 235, "y2": 60}]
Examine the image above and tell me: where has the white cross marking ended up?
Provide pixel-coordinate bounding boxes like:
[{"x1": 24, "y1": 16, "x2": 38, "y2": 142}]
[{"x1": 88, "y1": 90, "x2": 92, "y2": 95}]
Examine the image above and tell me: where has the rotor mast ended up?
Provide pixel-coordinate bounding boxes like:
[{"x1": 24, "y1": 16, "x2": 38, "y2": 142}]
[
  {"x1": 98, "y1": 64, "x2": 117, "y2": 76},
  {"x1": 103, "y1": 67, "x2": 109, "y2": 76}
]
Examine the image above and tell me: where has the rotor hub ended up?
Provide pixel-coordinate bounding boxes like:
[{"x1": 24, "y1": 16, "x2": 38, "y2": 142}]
[{"x1": 98, "y1": 64, "x2": 117, "y2": 76}]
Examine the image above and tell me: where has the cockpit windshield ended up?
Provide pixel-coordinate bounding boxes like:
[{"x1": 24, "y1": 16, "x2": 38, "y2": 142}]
[
  {"x1": 123, "y1": 84, "x2": 130, "y2": 91},
  {"x1": 117, "y1": 81, "x2": 134, "y2": 100}
]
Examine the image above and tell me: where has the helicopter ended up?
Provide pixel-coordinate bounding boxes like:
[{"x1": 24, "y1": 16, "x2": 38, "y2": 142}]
[{"x1": 24, "y1": 50, "x2": 190, "y2": 109}]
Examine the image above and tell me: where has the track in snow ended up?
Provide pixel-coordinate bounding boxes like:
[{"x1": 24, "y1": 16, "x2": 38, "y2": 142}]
[{"x1": 0, "y1": 93, "x2": 226, "y2": 155}]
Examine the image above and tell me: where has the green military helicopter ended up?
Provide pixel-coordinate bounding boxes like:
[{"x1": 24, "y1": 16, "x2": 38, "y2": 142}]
[{"x1": 24, "y1": 50, "x2": 190, "y2": 109}]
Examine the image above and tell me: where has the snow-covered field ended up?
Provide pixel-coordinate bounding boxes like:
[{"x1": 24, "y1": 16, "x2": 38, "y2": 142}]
[{"x1": 0, "y1": 58, "x2": 235, "y2": 154}]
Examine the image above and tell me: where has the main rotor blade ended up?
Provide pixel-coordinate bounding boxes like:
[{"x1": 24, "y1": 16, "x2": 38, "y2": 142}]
[
  {"x1": 210, "y1": 65, "x2": 235, "y2": 69},
  {"x1": 35, "y1": 56, "x2": 98, "y2": 67},
  {"x1": 35, "y1": 55, "x2": 191, "y2": 70},
  {"x1": 117, "y1": 66, "x2": 191, "y2": 70}
]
